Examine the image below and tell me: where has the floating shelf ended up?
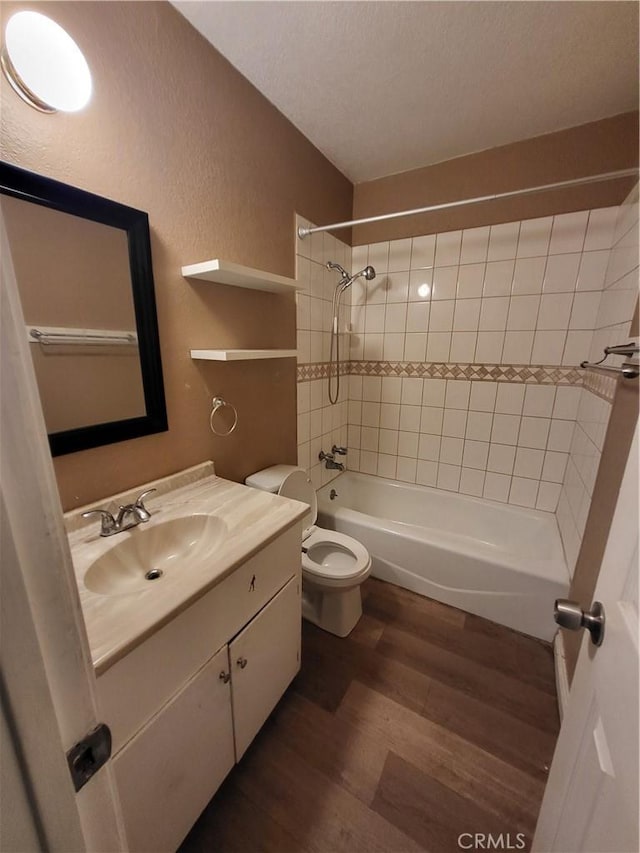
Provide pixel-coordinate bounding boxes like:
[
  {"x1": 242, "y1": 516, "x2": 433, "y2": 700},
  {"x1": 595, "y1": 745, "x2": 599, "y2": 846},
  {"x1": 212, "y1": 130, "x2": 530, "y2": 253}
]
[
  {"x1": 190, "y1": 349, "x2": 298, "y2": 362},
  {"x1": 182, "y1": 259, "x2": 302, "y2": 294}
]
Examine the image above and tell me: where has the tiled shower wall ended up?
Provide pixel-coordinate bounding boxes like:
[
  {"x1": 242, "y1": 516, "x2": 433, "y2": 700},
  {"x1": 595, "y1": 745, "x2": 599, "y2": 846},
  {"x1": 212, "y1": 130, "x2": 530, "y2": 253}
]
[
  {"x1": 295, "y1": 216, "x2": 351, "y2": 488},
  {"x1": 556, "y1": 185, "x2": 639, "y2": 574},
  {"x1": 345, "y1": 207, "x2": 619, "y2": 512}
]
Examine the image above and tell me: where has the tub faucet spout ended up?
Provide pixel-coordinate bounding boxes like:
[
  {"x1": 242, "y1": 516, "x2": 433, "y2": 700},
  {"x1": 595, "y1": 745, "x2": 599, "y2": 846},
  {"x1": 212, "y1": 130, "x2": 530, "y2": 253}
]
[{"x1": 319, "y1": 451, "x2": 344, "y2": 471}]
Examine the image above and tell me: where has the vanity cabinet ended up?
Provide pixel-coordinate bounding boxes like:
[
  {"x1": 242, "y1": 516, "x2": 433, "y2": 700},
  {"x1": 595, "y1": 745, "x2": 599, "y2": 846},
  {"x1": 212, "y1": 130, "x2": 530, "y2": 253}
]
[
  {"x1": 112, "y1": 646, "x2": 235, "y2": 853},
  {"x1": 96, "y1": 524, "x2": 302, "y2": 853},
  {"x1": 230, "y1": 574, "x2": 300, "y2": 759}
]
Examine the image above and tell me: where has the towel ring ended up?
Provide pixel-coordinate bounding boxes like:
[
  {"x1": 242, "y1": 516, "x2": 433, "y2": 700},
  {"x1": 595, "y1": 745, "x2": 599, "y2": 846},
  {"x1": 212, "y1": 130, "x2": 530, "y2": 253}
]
[{"x1": 209, "y1": 396, "x2": 238, "y2": 437}]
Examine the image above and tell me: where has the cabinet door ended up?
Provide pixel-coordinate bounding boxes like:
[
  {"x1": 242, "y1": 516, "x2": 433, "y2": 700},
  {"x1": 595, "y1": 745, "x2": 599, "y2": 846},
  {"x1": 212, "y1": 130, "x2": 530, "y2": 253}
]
[
  {"x1": 230, "y1": 575, "x2": 301, "y2": 759},
  {"x1": 112, "y1": 645, "x2": 234, "y2": 853}
]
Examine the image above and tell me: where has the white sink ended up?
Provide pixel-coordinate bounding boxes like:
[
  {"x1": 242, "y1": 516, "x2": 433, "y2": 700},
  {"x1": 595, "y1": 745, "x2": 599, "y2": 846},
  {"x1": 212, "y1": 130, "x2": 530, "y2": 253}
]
[{"x1": 84, "y1": 514, "x2": 227, "y2": 595}]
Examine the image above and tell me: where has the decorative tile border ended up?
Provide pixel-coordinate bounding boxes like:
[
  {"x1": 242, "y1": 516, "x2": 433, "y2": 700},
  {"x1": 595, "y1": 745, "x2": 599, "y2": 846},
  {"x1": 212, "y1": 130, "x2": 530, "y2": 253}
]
[
  {"x1": 583, "y1": 368, "x2": 618, "y2": 403},
  {"x1": 297, "y1": 360, "x2": 583, "y2": 386},
  {"x1": 296, "y1": 362, "x2": 349, "y2": 381}
]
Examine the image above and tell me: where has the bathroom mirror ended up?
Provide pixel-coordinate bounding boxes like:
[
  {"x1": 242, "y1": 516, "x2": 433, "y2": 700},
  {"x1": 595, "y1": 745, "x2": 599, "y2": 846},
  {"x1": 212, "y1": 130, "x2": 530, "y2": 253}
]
[{"x1": 0, "y1": 161, "x2": 168, "y2": 455}]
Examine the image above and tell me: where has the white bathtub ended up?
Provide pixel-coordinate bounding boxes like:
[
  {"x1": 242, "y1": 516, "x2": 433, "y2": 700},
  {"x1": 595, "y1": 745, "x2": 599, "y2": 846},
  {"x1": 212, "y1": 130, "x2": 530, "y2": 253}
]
[{"x1": 316, "y1": 472, "x2": 569, "y2": 641}]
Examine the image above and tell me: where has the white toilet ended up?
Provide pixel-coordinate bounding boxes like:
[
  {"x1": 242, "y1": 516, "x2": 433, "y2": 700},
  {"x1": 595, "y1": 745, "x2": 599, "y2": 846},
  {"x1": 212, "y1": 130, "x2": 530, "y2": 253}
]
[{"x1": 245, "y1": 465, "x2": 372, "y2": 637}]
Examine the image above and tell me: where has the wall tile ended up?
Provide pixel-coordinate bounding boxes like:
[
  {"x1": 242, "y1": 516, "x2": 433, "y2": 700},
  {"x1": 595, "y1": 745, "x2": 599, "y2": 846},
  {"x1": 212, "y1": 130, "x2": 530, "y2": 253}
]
[
  {"x1": 509, "y1": 477, "x2": 539, "y2": 508},
  {"x1": 463, "y1": 440, "x2": 490, "y2": 470},
  {"x1": 411, "y1": 234, "x2": 436, "y2": 269},
  {"x1": 466, "y1": 411, "x2": 493, "y2": 441},
  {"x1": 516, "y1": 216, "x2": 552, "y2": 258},
  {"x1": 487, "y1": 442, "x2": 516, "y2": 475},
  {"x1": 507, "y1": 295, "x2": 540, "y2": 330},
  {"x1": 518, "y1": 416, "x2": 550, "y2": 449},
  {"x1": 449, "y1": 332, "x2": 477, "y2": 362},
  {"x1": 491, "y1": 413, "x2": 521, "y2": 445},
  {"x1": 512, "y1": 256, "x2": 547, "y2": 295},
  {"x1": 576, "y1": 251, "x2": 609, "y2": 291},
  {"x1": 388, "y1": 238, "x2": 412, "y2": 272},
  {"x1": 549, "y1": 211, "x2": 589, "y2": 255},
  {"x1": 483, "y1": 260, "x2": 515, "y2": 296},
  {"x1": 422, "y1": 378, "x2": 447, "y2": 406},
  {"x1": 460, "y1": 467, "x2": 486, "y2": 496},
  {"x1": 443, "y1": 409, "x2": 468, "y2": 438},
  {"x1": 368, "y1": 241, "x2": 390, "y2": 273},
  {"x1": 432, "y1": 267, "x2": 458, "y2": 300},
  {"x1": 487, "y1": 222, "x2": 520, "y2": 261},
  {"x1": 495, "y1": 383, "x2": 525, "y2": 414},
  {"x1": 416, "y1": 459, "x2": 437, "y2": 486},
  {"x1": 437, "y1": 463, "x2": 461, "y2": 491},
  {"x1": 453, "y1": 298, "x2": 481, "y2": 331},
  {"x1": 483, "y1": 472, "x2": 511, "y2": 502},
  {"x1": 435, "y1": 230, "x2": 462, "y2": 266},
  {"x1": 445, "y1": 380, "x2": 471, "y2": 409},
  {"x1": 469, "y1": 381, "x2": 498, "y2": 412},
  {"x1": 543, "y1": 253, "x2": 580, "y2": 293},
  {"x1": 501, "y1": 330, "x2": 534, "y2": 363},
  {"x1": 409, "y1": 269, "x2": 434, "y2": 301},
  {"x1": 523, "y1": 385, "x2": 556, "y2": 417},
  {"x1": 457, "y1": 263, "x2": 485, "y2": 299},
  {"x1": 460, "y1": 226, "x2": 490, "y2": 264},
  {"x1": 583, "y1": 207, "x2": 618, "y2": 251},
  {"x1": 475, "y1": 331, "x2": 505, "y2": 362},
  {"x1": 537, "y1": 293, "x2": 573, "y2": 330},
  {"x1": 531, "y1": 330, "x2": 567, "y2": 364},
  {"x1": 514, "y1": 447, "x2": 544, "y2": 479}
]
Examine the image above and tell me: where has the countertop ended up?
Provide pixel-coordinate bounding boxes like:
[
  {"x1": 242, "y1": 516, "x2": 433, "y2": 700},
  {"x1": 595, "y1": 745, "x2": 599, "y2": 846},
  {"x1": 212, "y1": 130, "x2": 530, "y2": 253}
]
[{"x1": 66, "y1": 465, "x2": 307, "y2": 674}]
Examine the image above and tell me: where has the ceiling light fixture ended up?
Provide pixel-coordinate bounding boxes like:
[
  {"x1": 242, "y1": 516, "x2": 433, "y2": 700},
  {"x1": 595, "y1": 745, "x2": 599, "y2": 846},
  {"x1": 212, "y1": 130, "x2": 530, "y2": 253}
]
[{"x1": 1, "y1": 11, "x2": 92, "y2": 113}]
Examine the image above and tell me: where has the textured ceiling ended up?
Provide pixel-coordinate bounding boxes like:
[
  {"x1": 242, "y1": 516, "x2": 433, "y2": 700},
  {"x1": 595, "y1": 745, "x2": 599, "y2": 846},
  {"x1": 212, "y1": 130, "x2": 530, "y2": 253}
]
[{"x1": 172, "y1": 1, "x2": 639, "y2": 184}]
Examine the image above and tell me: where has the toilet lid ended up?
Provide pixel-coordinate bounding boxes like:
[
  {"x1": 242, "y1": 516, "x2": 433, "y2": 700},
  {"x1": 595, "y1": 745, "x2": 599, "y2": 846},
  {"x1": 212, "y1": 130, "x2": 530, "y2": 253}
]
[{"x1": 278, "y1": 469, "x2": 317, "y2": 533}]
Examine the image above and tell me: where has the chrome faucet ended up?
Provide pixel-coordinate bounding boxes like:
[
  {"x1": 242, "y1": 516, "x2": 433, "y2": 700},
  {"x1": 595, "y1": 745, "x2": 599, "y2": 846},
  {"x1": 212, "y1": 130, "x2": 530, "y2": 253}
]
[
  {"x1": 82, "y1": 489, "x2": 157, "y2": 537},
  {"x1": 319, "y1": 451, "x2": 344, "y2": 471}
]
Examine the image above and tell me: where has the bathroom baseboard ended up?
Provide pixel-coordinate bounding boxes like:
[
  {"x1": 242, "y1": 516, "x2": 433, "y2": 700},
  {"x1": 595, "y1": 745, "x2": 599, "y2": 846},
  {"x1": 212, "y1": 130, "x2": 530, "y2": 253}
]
[{"x1": 553, "y1": 631, "x2": 570, "y2": 721}]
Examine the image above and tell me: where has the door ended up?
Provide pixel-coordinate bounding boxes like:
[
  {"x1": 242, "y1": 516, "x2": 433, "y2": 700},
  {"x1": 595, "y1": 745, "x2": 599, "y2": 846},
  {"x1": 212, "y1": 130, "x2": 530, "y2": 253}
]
[
  {"x1": 533, "y1": 425, "x2": 639, "y2": 852},
  {"x1": 230, "y1": 575, "x2": 301, "y2": 759},
  {"x1": 1, "y1": 214, "x2": 126, "y2": 850}
]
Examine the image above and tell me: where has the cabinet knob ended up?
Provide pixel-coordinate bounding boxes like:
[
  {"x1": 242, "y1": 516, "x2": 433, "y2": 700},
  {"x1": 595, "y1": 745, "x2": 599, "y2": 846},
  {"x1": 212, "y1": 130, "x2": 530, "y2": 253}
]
[
  {"x1": 219, "y1": 670, "x2": 231, "y2": 683},
  {"x1": 236, "y1": 656, "x2": 248, "y2": 669}
]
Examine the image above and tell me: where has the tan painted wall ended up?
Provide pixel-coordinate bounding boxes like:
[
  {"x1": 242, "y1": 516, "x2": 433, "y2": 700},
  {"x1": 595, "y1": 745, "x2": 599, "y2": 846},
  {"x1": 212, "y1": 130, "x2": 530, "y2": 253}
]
[
  {"x1": 0, "y1": 1, "x2": 352, "y2": 509},
  {"x1": 352, "y1": 113, "x2": 639, "y2": 245}
]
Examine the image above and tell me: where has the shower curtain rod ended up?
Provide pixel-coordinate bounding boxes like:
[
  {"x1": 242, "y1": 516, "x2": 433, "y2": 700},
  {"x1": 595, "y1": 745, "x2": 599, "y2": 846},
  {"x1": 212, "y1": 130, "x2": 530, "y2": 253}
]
[{"x1": 297, "y1": 168, "x2": 638, "y2": 239}]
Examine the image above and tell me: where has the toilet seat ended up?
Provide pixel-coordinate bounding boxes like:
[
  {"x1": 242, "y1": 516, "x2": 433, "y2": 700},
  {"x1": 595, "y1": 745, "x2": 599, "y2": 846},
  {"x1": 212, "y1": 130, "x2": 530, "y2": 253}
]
[
  {"x1": 276, "y1": 470, "x2": 371, "y2": 588},
  {"x1": 302, "y1": 528, "x2": 371, "y2": 586}
]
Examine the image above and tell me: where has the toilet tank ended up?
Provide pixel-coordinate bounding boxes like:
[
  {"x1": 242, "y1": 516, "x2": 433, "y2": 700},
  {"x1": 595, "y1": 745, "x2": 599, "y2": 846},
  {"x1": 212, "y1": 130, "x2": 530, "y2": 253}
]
[{"x1": 245, "y1": 464, "x2": 301, "y2": 494}]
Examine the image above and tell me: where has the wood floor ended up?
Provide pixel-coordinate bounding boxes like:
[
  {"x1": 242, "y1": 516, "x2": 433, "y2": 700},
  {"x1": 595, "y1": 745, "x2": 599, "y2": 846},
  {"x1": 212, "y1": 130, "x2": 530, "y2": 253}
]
[{"x1": 180, "y1": 578, "x2": 560, "y2": 853}]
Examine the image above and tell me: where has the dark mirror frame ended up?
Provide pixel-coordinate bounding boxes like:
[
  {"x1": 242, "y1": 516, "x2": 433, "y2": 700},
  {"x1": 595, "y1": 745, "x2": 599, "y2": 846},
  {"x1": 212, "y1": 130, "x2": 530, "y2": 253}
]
[{"x1": 0, "y1": 161, "x2": 168, "y2": 456}]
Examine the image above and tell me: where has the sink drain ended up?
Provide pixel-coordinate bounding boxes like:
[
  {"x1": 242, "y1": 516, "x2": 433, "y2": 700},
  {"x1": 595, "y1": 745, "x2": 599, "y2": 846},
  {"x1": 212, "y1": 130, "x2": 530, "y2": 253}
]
[{"x1": 145, "y1": 568, "x2": 163, "y2": 581}]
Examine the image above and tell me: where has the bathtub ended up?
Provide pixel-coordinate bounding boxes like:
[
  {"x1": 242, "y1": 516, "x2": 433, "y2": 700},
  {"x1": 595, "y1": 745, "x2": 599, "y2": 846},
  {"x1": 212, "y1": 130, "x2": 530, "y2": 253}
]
[{"x1": 316, "y1": 472, "x2": 569, "y2": 641}]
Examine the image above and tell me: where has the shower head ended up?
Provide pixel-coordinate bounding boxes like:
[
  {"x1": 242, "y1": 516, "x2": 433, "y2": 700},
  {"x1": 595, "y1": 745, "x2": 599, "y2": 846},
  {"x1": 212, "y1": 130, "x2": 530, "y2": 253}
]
[
  {"x1": 339, "y1": 264, "x2": 376, "y2": 292},
  {"x1": 327, "y1": 260, "x2": 376, "y2": 289},
  {"x1": 361, "y1": 265, "x2": 376, "y2": 281}
]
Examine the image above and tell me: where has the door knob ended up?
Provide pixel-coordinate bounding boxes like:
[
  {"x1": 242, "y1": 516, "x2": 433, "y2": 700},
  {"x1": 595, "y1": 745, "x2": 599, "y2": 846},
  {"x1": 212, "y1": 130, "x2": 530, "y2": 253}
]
[
  {"x1": 236, "y1": 656, "x2": 248, "y2": 669},
  {"x1": 554, "y1": 599, "x2": 605, "y2": 646}
]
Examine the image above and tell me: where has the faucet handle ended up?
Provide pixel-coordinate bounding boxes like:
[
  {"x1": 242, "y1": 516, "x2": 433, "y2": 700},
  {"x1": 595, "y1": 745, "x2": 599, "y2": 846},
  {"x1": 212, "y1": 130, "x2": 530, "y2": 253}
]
[
  {"x1": 332, "y1": 445, "x2": 348, "y2": 455},
  {"x1": 135, "y1": 488, "x2": 157, "y2": 509},
  {"x1": 81, "y1": 509, "x2": 117, "y2": 536}
]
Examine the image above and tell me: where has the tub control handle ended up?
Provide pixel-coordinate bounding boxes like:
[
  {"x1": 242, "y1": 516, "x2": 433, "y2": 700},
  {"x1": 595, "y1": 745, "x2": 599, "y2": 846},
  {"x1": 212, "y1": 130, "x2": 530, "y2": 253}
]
[{"x1": 554, "y1": 599, "x2": 605, "y2": 646}]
